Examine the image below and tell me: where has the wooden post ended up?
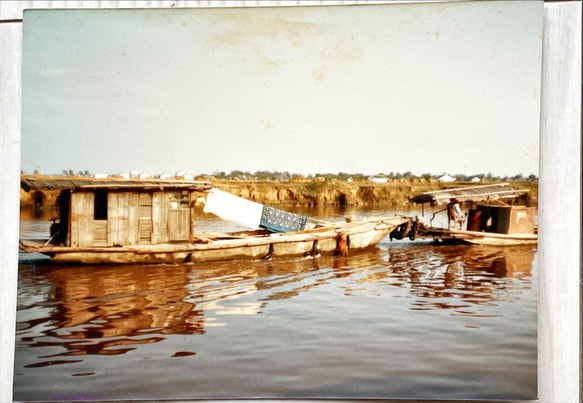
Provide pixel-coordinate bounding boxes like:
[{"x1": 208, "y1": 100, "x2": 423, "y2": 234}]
[
  {"x1": 189, "y1": 190, "x2": 195, "y2": 244},
  {"x1": 539, "y1": 2, "x2": 581, "y2": 402}
]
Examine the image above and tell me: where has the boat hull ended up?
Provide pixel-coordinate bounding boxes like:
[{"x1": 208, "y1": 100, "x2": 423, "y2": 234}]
[{"x1": 20, "y1": 217, "x2": 408, "y2": 265}]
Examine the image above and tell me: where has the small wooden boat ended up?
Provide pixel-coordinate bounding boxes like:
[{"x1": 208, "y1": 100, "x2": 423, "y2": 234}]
[
  {"x1": 404, "y1": 183, "x2": 537, "y2": 246},
  {"x1": 19, "y1": 177, "x2": 411, "y2": 264}
]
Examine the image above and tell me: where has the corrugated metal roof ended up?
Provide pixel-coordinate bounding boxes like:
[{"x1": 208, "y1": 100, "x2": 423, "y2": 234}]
[
  {"x1": 21, "y1": 177, "x2": 213, "y2": 191},
  {"x1": 409, "y1": 183, "x2": 528, "y2": 204}
]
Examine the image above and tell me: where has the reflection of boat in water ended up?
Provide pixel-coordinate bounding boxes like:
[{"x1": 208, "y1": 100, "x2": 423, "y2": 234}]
[
  {"x1": 44, "y1": 265, "x2": 201, "y2": 337},
  {"x1": 383, "y1": 244, "x2": 536, "y2": 312},
  {"x1": 18, "y1": 178, "x2": 410, "y2": 264},
  {"x1": 17, "y1": 256, "x2": 347, "y2": 357},
  {"x1": 17, "y1": 242, "x2": 536, "y2": 361},
  {"x1": 18, "y1": 264, "x2": 203, "y2": 358},
  {"x1": 460, "y1": 245, "x2": 536, "y2": 279},
  {"x1": 20, "y1": 261, "x2": 273, "y2": 358},
  {"x1": 403, "y1": 184, "x2": 537, "y2": 246}
]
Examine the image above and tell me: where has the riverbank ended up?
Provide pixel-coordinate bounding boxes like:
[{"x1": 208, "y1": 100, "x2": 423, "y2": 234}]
[{"x1": 20, "y1": 177, "x2": 538, "y2": 208}]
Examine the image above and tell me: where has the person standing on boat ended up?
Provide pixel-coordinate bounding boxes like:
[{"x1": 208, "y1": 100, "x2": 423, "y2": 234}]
[{"x1": 449, "y1": 199, "x2": 465, "y2": 230}]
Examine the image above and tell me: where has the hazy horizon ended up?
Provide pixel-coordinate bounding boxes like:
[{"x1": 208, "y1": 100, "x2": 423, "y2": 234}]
[{"x1": 22, "y1": 168, "x2": 537, "y2": 181}]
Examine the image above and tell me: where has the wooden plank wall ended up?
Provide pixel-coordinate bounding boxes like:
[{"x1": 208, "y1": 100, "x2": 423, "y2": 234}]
[
  {"x1": 68, "y1": 190, "x2": 190, "y2": 247},
  {"x1": 147, "y1": 190, "x2": 192, "y2": 244},
  {"x1": 167, "y1": 191, "x2": 190, "y2": 242},
  {"x1": 168, "y1": 209, "x2": 190, "y2": 241},
  {"x1": 93, "y1": 221, "x2": 108, "y2": 247},
  {"x1": 139, "y1": 192, "x2": 153, "y2": 245},
  {"x1": 151, "y1": 191, "x2": 169, "y2": 245},
  {"x1": 70, "y1": 190, "x2": 150, "y2": 247},
  {"x1": 69, "y1": 191, "x2": 95, "y2": 247},
  {"x1": 107, "y1": 191, "x2": 140, "y2": 246}
]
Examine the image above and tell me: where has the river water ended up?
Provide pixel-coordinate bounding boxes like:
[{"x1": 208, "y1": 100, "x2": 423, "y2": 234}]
[{"x1": 14, "y1": 206, "x2": 537, "y2": 401}]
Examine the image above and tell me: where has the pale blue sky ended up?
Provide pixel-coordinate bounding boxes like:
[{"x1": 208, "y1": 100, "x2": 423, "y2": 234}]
[{"x1": 22, "y1": 1, "x2": 543, "y2": 177}]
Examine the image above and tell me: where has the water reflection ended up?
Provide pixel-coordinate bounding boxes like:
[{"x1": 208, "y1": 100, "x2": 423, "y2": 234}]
[
  {"x1": 20, "y1": 207, "x2": 57, "y2": 221},
  {"x1": 18, "y1": 265, "x2": 203, "y2": 361},
  {"x1": 17, "y1": 242, "x2": 536, "y2": 367},
  {"x1": 384, "y1": 244, "x2": 535, "y2": 314},
  {"x1": 16, "y1": 208, "x2": 537, "y2": 400}
]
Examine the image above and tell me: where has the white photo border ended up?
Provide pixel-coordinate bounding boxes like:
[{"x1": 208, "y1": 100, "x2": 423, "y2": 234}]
[{"x1": 1, "y1": 1, "x2": 580, "y2": 402}]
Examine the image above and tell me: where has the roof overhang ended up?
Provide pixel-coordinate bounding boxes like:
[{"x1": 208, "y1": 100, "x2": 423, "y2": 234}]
[
  {"x1": 409, "y1": 183, "x2": 529, "y2": 205},
  {"x1": 21, "y1": 177, "x2": 213, "y2": 192}
]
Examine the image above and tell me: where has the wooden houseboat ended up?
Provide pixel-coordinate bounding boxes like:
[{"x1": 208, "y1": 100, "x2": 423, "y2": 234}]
[
  {"x1": 19, "y1": 177, "x2": 411, "y2": 264},
  {"x1": 406, "y1": 183, "x2": 538, "y2": 246}
]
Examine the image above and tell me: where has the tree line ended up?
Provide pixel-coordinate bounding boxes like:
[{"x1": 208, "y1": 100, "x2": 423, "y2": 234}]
[
  {"x1": 30, "y1": 169, "x2": 537, "y2": 183},
  {"x1": 210, "y1": 170, "x2": 537, "y2": 182}
]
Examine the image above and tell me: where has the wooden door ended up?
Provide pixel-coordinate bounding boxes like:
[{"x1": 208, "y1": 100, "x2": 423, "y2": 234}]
[
  {"x1": 107, "y1": 191, "x2": 139, "y2": 246},
  {"x1": 167, "y1": 191, "x2": 190, "y2": 242},
  {"x1": 152, "y1": 192, "x2": 168, "y2": 244},
  {"x1": 69, "y1": 191, "x2": 94, "y2": 247}
]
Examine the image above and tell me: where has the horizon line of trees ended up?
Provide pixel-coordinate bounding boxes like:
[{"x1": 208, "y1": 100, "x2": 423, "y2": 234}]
[
  {"x1": 219, "y1": 171, "x2": 536, "y2": 182},
  {"x1": 29, "y1": 169, "x2": 538, "y2": 183}
]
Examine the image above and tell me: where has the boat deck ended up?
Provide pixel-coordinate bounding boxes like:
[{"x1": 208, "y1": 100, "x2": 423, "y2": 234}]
[{"x1": 418, "y1": 227, "x2": 538, "y2": 246}]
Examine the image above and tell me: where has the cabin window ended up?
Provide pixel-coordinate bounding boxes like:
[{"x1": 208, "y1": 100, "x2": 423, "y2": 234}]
[
  {"x1": 168, "y1": 191, "x2": 190, "y2": 210},
  {"x1": 94, "y1": 189, "x2": 108, "y2": 220}
]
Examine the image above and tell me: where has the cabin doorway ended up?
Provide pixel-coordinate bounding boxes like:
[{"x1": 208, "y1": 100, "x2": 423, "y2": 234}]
[{"x1": 94, "y1": 189, "x2": 108, "y2": 220}]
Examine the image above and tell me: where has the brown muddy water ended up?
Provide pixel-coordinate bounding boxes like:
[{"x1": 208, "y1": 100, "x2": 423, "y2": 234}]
[{"x1": 14, "y1": 206, "x2": 537, "y2": 401}]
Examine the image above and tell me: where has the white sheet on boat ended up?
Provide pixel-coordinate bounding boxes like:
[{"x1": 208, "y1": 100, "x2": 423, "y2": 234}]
[{"x1": 203, "y1": 188, "x2": 263, "y2": 229}]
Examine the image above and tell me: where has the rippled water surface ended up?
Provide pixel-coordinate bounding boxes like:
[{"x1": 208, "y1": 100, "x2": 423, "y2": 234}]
[{"x1": 15, "y1": 207, "x2": 537, "y2": 401}]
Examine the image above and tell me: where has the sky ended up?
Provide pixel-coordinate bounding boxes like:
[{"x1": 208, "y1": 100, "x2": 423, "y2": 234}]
[{"x1": 21, "y1": 1, "x2": 543, "y2": 178}]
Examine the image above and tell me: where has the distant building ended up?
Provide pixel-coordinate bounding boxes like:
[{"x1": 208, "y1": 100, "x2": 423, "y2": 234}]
[
  {"x1": 438, "y1": 174, "x2": 456, "y2": 182},
  {"x1": 174, "y1": 171, "x2": 194, "y2": 180},
  {"x1": 368, "y1": 175, "x2": 389, "y2": 183},
  {"x1": 94, "y1": 173, "x2": 108, "y2": 179},
  {"x1": 130, "y1": 170, "x2": 140, "y2": 179},
  {"x1": 471, "y1": 177, "x2": 481, "y2": 182},
  {"x1": 118, "y1": 172, "x2": 130, "y2": 179},
  {"x1": 159, "y1": 173, "x2": 171, "y2": 179},
  {"x1": 139, "y1": 173, "x2": 151, "y2": 179}
]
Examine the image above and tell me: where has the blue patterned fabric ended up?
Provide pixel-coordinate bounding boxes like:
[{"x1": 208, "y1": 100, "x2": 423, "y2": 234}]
[{"x1": 260, "y1": 206, "x2": 307, "y2": 233}]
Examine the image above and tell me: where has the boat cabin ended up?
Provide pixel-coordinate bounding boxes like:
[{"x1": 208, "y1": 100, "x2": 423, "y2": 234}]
[
  {"x1": 21, "y1": 177, "x2": 212, "y2": 248},
  {"x1": 20, "y1": 177, "x2": 410, "y2": 264},
  {"x1": 466, "y1": 204, "x2": 536, "y2": 235},
  {"x1": 410, "y1": 183, "x2": 536, "y2": 235}
]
